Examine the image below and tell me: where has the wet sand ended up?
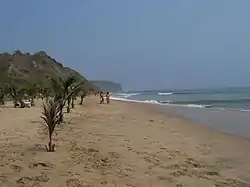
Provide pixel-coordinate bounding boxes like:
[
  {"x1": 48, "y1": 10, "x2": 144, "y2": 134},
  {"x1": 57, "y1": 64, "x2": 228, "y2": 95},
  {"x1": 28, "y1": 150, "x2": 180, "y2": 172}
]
[
  {"x1": 0, "y1": 96, "x2": 250, "y2": 187},
  {"x1": 158, "y1": 104, "x2": 250, "y2": 139}
]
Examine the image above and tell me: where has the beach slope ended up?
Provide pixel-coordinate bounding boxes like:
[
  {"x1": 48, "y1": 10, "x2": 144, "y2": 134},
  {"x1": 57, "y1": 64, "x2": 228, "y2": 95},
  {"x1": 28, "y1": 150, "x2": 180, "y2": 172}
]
[{"x1": 0, "y1": 97, "x2": 250, "y2": 187}]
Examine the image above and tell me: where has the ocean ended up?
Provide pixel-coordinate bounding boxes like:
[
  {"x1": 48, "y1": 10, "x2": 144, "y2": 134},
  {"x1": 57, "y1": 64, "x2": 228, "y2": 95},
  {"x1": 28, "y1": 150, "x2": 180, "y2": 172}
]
[
  {"x1": 111, "y1": 87, "x2": 250, "y2": 139},
  {"x1": 112, "y1": 87, "x2": 250, "y2": 110}
]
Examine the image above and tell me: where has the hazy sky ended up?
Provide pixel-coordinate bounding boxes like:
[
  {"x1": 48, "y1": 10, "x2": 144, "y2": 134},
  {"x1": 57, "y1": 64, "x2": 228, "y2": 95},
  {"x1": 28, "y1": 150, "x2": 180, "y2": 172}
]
[{"x1": 1, "y1": 0, "x2": 250, "y2": 90}]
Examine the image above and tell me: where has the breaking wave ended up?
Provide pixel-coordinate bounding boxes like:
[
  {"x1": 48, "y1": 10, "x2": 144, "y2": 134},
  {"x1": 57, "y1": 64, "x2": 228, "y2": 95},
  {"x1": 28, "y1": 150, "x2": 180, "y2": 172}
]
[
  {"x1": 111, "y1": 89, "x2": 250, "y2": 112},
  {"x1": 115, "y1": 93, "x2": 142, "y2": 98},
  {"x1": 110, "y1": 96, "x2": 211, "y2": 108},
  {"x1": 157, "y1": 92, "x2": 173, "y2": 96}
]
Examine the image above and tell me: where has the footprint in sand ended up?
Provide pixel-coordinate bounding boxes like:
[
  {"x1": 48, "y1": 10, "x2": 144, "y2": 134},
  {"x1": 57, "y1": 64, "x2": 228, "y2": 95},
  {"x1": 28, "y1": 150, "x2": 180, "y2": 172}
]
[
  {"x1": 215, "y1": 178, "x2": 250, "y2": 187},
  {"x1": 175, "y1": 184, "x2": 184, "y2": 187},
  {"x1": 143, "y1": 154, "x2": 161, "y2": 168},
  {"x1": 9, "y1": 164, "x2": 23, "y2": 172},
  {"x1": 184, "y1": 157, "x2": 206, "y2": 169},
  {"x1": 65, "y1": 178, "x2": 90, "y2": 187},
  {"x1": 16, "y1": 173, "x2": 49, "y2": 186},
  {"x1": 28, "y1": 161, "x2": 55, "y2": 169},
  {"x1": 0, "y1": 175, "x2": 8, "y2": 183},
  {"x1": 108, "y1": 151, "x2": 120, "y2": 159},
  {"x1": 158, "y1": 175, "x2": 175, "y2": 183}
]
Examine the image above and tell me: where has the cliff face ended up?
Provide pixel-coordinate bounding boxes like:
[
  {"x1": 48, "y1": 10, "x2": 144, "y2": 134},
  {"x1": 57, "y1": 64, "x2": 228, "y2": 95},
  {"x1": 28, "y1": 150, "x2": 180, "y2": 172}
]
[
  {"x1": 0, "y1": 51, "x2": 97, "y2": 90},
  {"x1": 90, "y1": 80, "x2": 123, "y2": 92}
]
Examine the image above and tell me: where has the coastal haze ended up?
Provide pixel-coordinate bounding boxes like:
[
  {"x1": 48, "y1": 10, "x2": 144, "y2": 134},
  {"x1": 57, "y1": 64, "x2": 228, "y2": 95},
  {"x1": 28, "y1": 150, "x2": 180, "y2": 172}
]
[{"x1": 1, "y1": 0, "x2": 250, "y2": 90}]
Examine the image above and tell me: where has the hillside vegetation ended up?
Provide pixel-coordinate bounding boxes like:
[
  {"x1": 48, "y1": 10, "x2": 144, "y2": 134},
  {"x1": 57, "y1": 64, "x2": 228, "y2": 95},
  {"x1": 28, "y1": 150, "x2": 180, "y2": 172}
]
[{"x1": 0, "y1": 50, "x2": 97, "y2": 90}]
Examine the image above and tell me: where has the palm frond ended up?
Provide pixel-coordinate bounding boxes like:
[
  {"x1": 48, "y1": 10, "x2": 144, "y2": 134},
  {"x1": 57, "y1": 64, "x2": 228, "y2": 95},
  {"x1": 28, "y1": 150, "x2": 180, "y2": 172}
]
[
  {"x1": 63, "y1": 77, "x2": 77, "y2": 89},
  {"x1": 26, "y1": 84, "x2": 38, "y2": 97},
  {"x1": 63, "y1": 76, "x2": 77, "y2": 96},
  {"x1": 63, "y1": 81, "x2": 84, "y2": 105},
  {"x1": 50, "y1": 78, "x2": 63, "y2": 101},
  {"x1": 41, "y1": 99, "x2": 61, "y2": 133},
  {"x1": 50, "y1": 78, "x2": 62, "y2": 93}
]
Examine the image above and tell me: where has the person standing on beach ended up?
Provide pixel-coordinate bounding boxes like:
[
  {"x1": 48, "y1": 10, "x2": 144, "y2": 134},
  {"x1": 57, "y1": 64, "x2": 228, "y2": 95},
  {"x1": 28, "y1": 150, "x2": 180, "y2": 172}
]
[
  {"x1": 106, "y1": 92, "x2": 111, "y2": 104},
  {"x1": 99, "y1": 91, "x2": 104, "y2": 104}
]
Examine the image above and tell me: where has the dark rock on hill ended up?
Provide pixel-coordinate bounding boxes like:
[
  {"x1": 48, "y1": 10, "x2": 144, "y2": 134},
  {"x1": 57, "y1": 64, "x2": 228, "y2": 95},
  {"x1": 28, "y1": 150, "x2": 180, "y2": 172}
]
[
  {"x1": 0, "y1": 50, "x2": 97, "y2": 90},
  {"x1": 90, "y1": 80, "x2": 122, "y2": 92}
]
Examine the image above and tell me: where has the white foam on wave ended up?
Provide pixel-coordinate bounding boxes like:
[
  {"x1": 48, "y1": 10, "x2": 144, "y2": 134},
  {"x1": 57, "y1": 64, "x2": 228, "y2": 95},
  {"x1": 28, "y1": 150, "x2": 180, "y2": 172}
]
[
  {"x1": 115, "y1": 93, "x2": 142, "y2": 98},
  {"x1": 110, "y1": 96, "x2": 159, "y2": 104},
  {"x1": 186, "y1": 104, "x2": 211, "y2": 108},
  {"x1": 111, "y1": 96, "x2": 250, "y2": 112},
  {"x1": 143, "y1": 100, "x2": 159, "y2": 104},
  {"x1": 111, "y1": 97, "x2": 211, "y2": 109},
  {"x1": 158, "y1": 92, "x2": 173, "y2": 96},
  {"x1": 240, "y1": 109, "x2": 250, "y2": 112}
]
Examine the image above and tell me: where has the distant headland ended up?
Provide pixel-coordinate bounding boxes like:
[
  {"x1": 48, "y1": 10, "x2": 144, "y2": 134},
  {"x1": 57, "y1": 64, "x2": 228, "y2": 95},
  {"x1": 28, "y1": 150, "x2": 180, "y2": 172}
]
[{"x1": 90, "y1": 80, "x2": 123, "y2": 92}]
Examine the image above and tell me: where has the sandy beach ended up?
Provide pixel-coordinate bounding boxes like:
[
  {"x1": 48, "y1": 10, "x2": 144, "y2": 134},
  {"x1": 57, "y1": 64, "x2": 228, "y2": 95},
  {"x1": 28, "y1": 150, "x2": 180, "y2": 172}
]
[{"x1": 0, "y1": 96, "x2": 250, "y2": 187}]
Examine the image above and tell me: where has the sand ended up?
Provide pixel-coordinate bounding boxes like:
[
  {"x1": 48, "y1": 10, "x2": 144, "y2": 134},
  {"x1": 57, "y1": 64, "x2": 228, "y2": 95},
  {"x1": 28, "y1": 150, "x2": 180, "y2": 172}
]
[{"x1": 0, "y1": 96, "x2": 250, "y2": 187}]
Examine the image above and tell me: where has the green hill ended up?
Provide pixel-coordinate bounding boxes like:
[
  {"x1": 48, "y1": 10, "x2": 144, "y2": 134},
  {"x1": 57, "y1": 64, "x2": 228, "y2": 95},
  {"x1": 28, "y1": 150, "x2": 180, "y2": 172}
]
[{"x1": 0, "y1": 50, "x2": 97, "y2": 90}]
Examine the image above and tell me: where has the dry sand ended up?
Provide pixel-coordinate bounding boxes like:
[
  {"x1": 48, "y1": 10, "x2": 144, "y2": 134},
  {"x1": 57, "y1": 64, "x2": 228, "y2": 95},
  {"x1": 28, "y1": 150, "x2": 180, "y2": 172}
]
[{"x1": 0, "y1": 96, "x2": 250, "y2": 187}]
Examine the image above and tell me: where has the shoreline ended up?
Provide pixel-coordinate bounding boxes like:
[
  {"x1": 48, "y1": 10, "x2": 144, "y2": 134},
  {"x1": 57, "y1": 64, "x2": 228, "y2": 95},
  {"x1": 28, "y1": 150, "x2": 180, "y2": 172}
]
[
  {"x1": 113, "y1": 99, "x2": 250, "y2": 141},
  {"x1": 0, "y1": 97, "x2": 250, "y2": 186},
  {"x1": 111, "y1": 97, "x2": 250, "y2": 140},
  {"x1": 111, "y1": 96, "x2": 250, "y2": 112}
]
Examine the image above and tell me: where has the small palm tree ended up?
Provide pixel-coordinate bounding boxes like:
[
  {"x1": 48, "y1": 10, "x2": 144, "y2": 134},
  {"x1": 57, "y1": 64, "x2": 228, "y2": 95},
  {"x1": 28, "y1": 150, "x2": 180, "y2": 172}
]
[
  {"x1": 7, "y1": 85, "x2": 26, "y2": 108},
  {"x1": 66, "y1": 97, "x2": 71, "y2": 113},
  {"x1": 63, "y1": 83, "x2": 83, "y2": 115},
  {"x1": 26, "y1": 83, "x2": 38, "y2": 107},
  {"x1": 71, "y1": 97, "x2": 75, "y2": 108},
  {"x1": 40, "y1": 87, "x2": 51, "y2": 101},
  {"x1": 17, "y1": 88, "x2": 27, "y2": 108},
  {"x1": 67, "y1": 85, "x2": 83, "y2": 111},
  {"x1": 7, "y1": 86, "x2": 18, "y2": 107},
  {"x1": 79, "y1": 89, "x2": 86, "y2": 105},
  {"x1": 71, "y1": 86, "x2": 83, "y2": 109},
  {"x1": 66, "y1": 85, "x2": 74, "y2": 113},
  {"x1": 41, "y1": 99, "x2": 60, "y2": 152},
  {"x1": 50, "y1": 76, "x2": 83, "y2": 123},
  {"x1": 0, "y1": 88, "x2": 5, "y2": 105}
]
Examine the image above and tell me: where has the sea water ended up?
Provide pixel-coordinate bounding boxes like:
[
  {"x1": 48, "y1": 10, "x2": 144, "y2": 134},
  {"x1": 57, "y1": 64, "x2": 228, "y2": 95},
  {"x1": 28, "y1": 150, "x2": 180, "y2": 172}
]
[{"x1": 111, "y1": 87, "x2": 250, "y2": 139}]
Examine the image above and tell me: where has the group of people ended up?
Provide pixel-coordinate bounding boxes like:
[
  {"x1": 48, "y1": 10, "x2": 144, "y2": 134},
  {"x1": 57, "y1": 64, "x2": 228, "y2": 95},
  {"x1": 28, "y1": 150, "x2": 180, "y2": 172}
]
[{"x1": 99, "y1": 91, "x2": 111, "y2": 104}]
